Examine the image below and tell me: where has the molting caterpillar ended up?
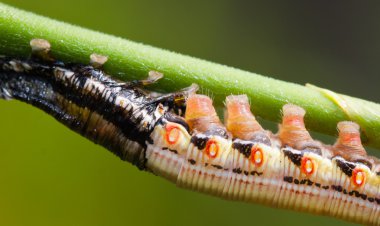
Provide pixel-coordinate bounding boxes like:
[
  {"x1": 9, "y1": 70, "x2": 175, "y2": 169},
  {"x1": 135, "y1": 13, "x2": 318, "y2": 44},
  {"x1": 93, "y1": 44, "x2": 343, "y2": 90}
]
[{"x1": 1, "y1": 39, "x2": 379, "y2": 225}]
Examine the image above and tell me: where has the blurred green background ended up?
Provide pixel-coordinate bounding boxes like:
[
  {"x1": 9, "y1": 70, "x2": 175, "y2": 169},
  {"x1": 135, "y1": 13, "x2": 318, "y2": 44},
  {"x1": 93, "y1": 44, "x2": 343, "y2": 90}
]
[{"x1": 1, "y1": 1, "x2": 379, "y2": 225}]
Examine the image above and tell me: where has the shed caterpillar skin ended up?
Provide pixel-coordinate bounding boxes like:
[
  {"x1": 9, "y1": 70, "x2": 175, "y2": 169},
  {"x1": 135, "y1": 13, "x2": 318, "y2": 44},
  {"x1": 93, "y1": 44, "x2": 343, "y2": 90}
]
[{"x1": 1, "y1": 39, "x2": 380, "y2": 225}]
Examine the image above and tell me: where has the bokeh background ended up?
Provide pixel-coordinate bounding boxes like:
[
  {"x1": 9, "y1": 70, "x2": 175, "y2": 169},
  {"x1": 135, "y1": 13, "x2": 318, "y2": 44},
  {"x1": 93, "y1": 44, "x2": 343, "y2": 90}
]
[{"x1": 0, "y1": 1, "x2": 379, "y2": 225}]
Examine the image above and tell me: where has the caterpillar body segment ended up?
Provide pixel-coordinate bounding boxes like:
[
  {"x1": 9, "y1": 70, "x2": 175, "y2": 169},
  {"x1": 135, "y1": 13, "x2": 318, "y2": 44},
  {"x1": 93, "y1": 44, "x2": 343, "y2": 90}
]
[
  {"x1": 227, "y1": 140, "x2": 282, "y2": 204},
  {"x1": 146, "y1": 118, "x2": 191, "y2": 182},
  {"x1": 177, "y1": 134, "x2": 233, "y2": 196},
  {"x1": 146, "y1": 93, "x2": 380, "y2": 225},
  {"x1": 1, "y1": 39, "x2": 380, "y2": 225}
]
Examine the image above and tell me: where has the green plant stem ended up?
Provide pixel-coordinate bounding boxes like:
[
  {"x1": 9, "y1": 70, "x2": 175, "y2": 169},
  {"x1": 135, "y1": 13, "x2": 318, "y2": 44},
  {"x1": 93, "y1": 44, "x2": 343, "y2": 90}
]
[{"x1": 1, "y1": 3, "x2": 380, "y2": 150}]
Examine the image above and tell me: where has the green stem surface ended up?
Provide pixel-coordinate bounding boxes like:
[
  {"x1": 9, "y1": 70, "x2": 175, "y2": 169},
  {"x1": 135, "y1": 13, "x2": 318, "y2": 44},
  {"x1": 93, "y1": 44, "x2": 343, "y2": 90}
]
[{"x1": 1, "y1": 3, "x2": 380, "y2": 149}]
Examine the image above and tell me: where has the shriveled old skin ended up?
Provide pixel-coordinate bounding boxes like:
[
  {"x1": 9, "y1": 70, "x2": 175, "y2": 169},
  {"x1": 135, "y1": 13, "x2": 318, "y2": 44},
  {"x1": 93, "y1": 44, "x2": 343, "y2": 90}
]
[{"x1": 1, "y1": 39, "x2": 380, "y2": 226}]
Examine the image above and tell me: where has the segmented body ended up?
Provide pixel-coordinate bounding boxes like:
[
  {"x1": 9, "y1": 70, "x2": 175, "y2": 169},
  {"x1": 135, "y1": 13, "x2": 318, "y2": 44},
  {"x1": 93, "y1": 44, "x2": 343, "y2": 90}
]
[{"x1": 1, "y1": 42, "x2": 380, "y2": 225}]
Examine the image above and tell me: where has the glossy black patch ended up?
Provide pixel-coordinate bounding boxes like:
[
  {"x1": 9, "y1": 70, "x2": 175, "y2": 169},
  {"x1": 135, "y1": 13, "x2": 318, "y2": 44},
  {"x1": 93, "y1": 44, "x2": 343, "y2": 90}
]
[
  {"x1": 335, "y1": 158, "x2": 356, "y2": 177},
  {"x1": 283, "y1": 148, "x2": 303, "y2": 166},
  {"x1": 190, "y1": 135, "x2": 208, "y2": 150}
]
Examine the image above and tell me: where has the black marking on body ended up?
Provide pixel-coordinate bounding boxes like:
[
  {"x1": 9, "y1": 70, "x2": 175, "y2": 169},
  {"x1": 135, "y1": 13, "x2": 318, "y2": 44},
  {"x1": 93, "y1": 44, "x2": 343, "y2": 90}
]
[
  {"x1": 301, "y1": 179, "x2": 314, "y2": 186},
  {"x1": 284, "y1": 176, "x2": 315, "y2": 186},
  {"x1": 232, "y1": 167, "x2": 262, "y2": 176},
  {"x1": 283, "y1": 148, "x2": 303, "y2": 166},
  {"x1": 168, "y1": 149, "x2": 178, "y2": 154},
  {"x1": 335, "y1": 158, "x2": 356, "y2": 177},
  {"x1": 348, "y1": 190, "x2": 360, "y2": 197},
  {"x1": 211, "y1": 164, "x2": 223, "y2": 170},
  {"x1": 284, "y1": 176, "x2": 378, "y2": 205},
  {"x1": 188, "y1": 159, "x2": 196, "y2": 165},
  {"x1": 284, "y1": 176, "x2": 293, "y2": 183},
  {"x1": 332, "y1": 185, "x2": 343, "y2": 192},
  {"x1": 331, "y1": 185, "x2": 378, "y2": 203},
  {"x1": 232, "y1": 141, "x2": 252, "y2": 158},
  {"x1": 250, "y1": 171, "x2": 263, "y2": 176},
  {"x1": 191, "y1": 135, "x2": 208, "y2": 150},
  {"x1": 232, "y1": 168, "x2": 242, "y2": 174}
]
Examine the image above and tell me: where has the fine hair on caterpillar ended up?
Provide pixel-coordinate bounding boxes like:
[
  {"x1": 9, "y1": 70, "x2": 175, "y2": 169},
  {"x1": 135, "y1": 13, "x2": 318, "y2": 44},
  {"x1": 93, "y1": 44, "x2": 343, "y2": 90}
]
[{"x1": 1, "y1": 39, "x2": 380, "y2": 225}]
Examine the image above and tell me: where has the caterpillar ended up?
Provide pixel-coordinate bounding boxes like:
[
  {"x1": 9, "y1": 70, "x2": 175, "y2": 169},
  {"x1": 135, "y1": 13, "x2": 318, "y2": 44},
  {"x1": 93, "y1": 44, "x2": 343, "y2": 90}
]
[{"x1": 1, "y1": 39, "x2": 380, "y2": 225}]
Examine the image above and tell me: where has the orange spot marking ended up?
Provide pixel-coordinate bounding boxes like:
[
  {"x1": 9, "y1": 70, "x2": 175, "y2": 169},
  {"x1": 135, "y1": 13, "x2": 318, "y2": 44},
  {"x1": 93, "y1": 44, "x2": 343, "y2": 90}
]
[
  {"x1": 352, "y1": 168, "x2": 366, "y2": 187},
  {"x1": 301, "y1": 157, "x2": 314, "y2": 175},
  {"x1": 205, "y1": 140, "x2": 219, "y2": 158},
  {"x1": 250, "y1": 146, "x2": 264, "y2": 167},
  {"x1": 165, "y1": 124, "x2": 180, "y2": 145}
]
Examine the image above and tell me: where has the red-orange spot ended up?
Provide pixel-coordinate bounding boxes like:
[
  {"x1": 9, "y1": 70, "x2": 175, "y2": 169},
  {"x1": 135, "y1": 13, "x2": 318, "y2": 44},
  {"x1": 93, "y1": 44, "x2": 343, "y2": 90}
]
[
  {"x1": 301, "y1": 157, "x2": 314, "y2": 175},
  {"x1": 352, "y1": 168, "x2": 366, "y2": 187},
  {"x1": 165, "y1": 124, "x2": 180, "y2": 145},
  {"x1": 250, "y1": 146, "x2": 264, "y2": 167},
  {"x1": 205, "y1": 140, "x2": 219, "y2": 158}
]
